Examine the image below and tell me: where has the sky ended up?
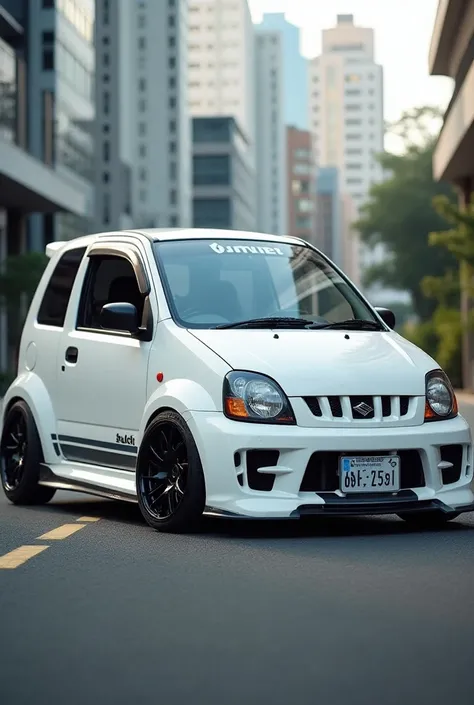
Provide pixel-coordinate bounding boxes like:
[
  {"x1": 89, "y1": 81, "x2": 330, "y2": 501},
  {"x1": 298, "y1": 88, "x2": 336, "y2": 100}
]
[{"x1": 249, "y1": 0, "x2": 454, "y2": 127}]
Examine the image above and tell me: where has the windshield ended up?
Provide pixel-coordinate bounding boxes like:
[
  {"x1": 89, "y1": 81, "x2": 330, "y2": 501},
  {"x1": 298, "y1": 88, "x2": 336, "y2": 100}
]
[{"x1": 154, "y1": 238, "x2": 379, "y2": 329}]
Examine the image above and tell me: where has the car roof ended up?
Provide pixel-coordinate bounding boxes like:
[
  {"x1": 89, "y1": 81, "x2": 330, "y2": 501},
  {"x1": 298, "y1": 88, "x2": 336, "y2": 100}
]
[
  {"x1": 46, "y1": 228, "x2": 309, "y2": 258},
  {"x1": 129, "y1": 227, "x2": 306, "y2": 246}
]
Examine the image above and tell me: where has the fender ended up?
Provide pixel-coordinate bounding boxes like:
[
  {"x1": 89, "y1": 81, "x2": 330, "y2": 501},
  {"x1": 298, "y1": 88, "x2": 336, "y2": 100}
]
[
  {"x1": 138, "y1": 378, "x2": 219, "y2": 444},
  {"x1": 2, "y1": 373, "x2": 59, "y2": 464}
]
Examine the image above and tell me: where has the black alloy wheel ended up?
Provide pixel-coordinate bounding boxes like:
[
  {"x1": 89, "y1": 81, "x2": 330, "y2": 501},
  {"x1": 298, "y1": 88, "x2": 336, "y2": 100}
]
[
  {"x1": 1, "y1": 405, "x2": 28, "y2": 491},
  {"x1": 136, "y1": 410, "x2": 205, "y2": 533},
  {"x1": 0, "y1": 400, "x2": 56, "y2": 504}
]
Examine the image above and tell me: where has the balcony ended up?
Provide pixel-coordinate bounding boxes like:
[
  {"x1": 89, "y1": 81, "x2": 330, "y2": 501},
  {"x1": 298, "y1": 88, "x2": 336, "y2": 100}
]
[{"x1": 429, "y1": 0, "x2": 474, "y2": 183}]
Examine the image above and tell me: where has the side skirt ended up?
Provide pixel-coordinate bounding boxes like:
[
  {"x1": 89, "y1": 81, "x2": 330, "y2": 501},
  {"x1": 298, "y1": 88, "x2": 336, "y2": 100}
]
[
  {"x1": 39, "y1": 463, "x2": 246, "y2": 518},
  {"x1": 39, "y1": 463, "x2": 138, "y2": 503}
]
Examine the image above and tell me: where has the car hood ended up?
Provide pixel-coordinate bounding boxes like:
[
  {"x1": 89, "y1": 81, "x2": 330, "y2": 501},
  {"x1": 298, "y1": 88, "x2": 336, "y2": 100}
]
[{"x1": 189, "y1": 329, "x2": 439, "y2": 396}]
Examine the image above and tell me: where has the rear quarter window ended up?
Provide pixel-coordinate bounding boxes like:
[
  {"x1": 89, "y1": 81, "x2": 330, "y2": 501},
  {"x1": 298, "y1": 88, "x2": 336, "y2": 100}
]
[{"x1": 37, "y1": 247, "x2": 86, "y2": 327}]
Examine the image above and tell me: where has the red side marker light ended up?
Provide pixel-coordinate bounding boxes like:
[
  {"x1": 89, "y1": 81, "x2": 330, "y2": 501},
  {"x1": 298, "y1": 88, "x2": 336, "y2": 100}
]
[{"x1": 156, "y1": 372, "x2": 164, "y2": 383}]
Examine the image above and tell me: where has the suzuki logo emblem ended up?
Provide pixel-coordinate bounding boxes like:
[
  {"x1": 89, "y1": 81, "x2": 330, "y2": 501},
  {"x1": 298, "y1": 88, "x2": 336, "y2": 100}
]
[{"x1": 353, "y1": 401, "x2": 373, "y2": 417}]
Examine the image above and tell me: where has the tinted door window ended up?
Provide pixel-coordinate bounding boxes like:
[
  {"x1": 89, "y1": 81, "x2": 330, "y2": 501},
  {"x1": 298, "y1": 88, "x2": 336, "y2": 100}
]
[
  {"x1": 78, "y1": 255, "x2": 144, "y2": 330},
  {"x1": 37, "y1": 247, "x2": 86, "y2": 327}
]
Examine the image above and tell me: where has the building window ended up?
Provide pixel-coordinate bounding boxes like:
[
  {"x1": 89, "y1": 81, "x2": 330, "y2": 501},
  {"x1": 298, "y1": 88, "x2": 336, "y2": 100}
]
[
  {"x1": 139, "y1": 189, "x2": 147, "y2": 202},
  {"x1": 168, "y1": 14, "x2": 175, "y2": 27},
  {"x1": 103, "y1": 172, "x2": 109, "y2": 183},
  {"x1": 139, "y1": 168, "x2": 147, "y2": 181},
  {"x1": 169, "y1": 76, "x2": 176, "y2": 88},
  {"x1": 169, "y1": 96, "x2": 176, "y2": 109},
  {"x1": 139, "y1": 78, "x2": 146, "y2": 91},
  {"x1": 138, "y1": 15, "x2": 146, "y2": 28},
  {"x1": 102, "y1": 123, "x2": 110, "y2": 133},
  {"x1": 103, "y1": 141, "x2": 110, "y2": 161},
  {"x1": 139, "y1": 122, "x2": 146, "y2": 136},
  {"x1": 169, "y1": 36, "x2": 176, "y2": 48},
  {"x1": 170, "y1": 162, "x2": 177, "y2": 179},
  {"x1": 103, "y1": 73, "x2": 110, "y2": 82},
  {"x1": 42, "y1": 30, "x2": 54, "y2": 43},
  {"x1": 193, "y1": 155, "x2": 231, "y2": 186},
  {"x1": 169, "y1": 141, "x2": 176, "y2": 153},
  {"x1": 103, "y1": 53, "x2": 109, "y2": 67},
  {"x1": 170, "y1": 189, "x2": 177, "y2": 205},
  {"x1": 139, "y1": 144, "x2": 146, "y2": 158},
  {"x1": 298, "y1": 199, "x2": 313, "y2": 213},
  {"x1": 138, "y1": 37, "x2": 146, "y2": 50},
  {"x1": 42, "y1": 0, "x2": 54, "y2": 7},
  {"x1": 42, "y1": 49, "x2": 54, "y2": 71},
  {"x1": 103, "y1": 91, "x2": 110, "y2": 114},
  {"x1": 169, "y1": 56, "x2": 176, "y2": 69},
  {"x1": 169, "y1": 119, "x2": 176, "y2": 133},
  {"x1": 139, "y1": 99, "x2": 146, "y2": 112},
  {"x1": 103, "y1": 36, "x2": 109, "y2": 45}
]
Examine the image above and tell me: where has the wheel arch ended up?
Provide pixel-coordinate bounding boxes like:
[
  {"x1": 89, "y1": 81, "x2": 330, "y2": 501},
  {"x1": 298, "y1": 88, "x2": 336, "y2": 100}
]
[
  {"x1": 138, "y1": 379, "x2": 219, "y2": 445},
  {"x1": 2, "y1": 375, "x2": 59, "y2": 464}
]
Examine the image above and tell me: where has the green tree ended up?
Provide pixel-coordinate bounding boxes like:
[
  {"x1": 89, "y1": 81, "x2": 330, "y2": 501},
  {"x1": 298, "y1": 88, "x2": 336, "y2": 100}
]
[
  {"x1": 0, "y1": 252, "x2": 48, "y2": 379},
  {"x1": 355, "y1": 106, "x2": 458, "y2": 321},
  {"x1": 420, "y1": 195, "x2": 474, "y2": 386}
]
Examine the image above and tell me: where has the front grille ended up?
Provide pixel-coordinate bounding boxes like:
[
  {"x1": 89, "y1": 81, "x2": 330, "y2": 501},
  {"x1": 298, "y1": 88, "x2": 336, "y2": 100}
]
[
  {"x1": 440, "y1": 445, "x2": 463, "y2": 485},
  {"x1": 300, "y1": 450, "x2": 425, "y2": 493},
  {"x1": 304, "y1": 395, "x2": 413, "y2": 421},
  {"x1": 246, "y1": 450, "x2": 279, "y2": 492}
]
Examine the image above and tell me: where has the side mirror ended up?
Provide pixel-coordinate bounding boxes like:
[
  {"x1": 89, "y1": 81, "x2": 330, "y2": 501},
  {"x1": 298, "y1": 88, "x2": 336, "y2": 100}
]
[
  {"x1": 375, "y1": 307, "x2": 396, "y2": 329},
  {"x1": 100, "y1": 302, "x2": 140, "y2": 333}
]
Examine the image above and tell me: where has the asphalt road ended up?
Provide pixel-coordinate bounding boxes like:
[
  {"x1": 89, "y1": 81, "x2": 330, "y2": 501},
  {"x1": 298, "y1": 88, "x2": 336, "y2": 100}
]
[{"x1": 1, "y1": 402, "x2": 474, "y2": 705}]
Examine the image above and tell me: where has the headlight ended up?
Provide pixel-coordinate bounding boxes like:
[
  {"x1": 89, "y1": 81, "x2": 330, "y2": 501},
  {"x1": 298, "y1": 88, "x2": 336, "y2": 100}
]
[
  {"x1": 223, "y1": 371, "x2": 295, "y2": 424},
  {"x1": 424, "y1": 369, "x2": 458, "y2": 421}
]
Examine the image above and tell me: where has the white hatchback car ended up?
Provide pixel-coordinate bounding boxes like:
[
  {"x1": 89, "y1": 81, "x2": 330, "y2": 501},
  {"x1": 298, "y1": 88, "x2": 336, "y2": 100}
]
[{"x1": 1, "y1": 229, "x2": 473, "y2": 532}]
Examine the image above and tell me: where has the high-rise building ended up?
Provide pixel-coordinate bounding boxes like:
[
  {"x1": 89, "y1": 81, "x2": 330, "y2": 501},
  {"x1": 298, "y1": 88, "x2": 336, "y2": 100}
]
[
  {"x1": 429, "y1": 0, "x2": 474, "y2": 389},
  {"x1": 0, "y1": 1, "x2": 93, "y2": 371},
  {"x1": 308, "y1": 14, "x2": 384, "y2": 282},
  {"x1": 315, "y1": 167, "x2": 359, "y2": 284},
  {"x1": 95, "y1": 0, "x2": 191, "y2": 231},
  {"x1": 258, "y1": 13, "x2": 308, "y2": 131},
  {"x1": 254, "y1": 30, "x2": 286, "y2": 236},
  {"x1": 188, "y1": 0, "x2": 255, "y2": 144},
  {"x1": 94, "y1": 0, "x2": 134, "y2": 231},
  {"x1": 188, "y1": 0, "x2": 256, "y2": 230},
  {"x1": 286, "y1": 126, "x2": 315, "y2": 243},
  {"x1": 309, "y1": 14, "x2": 384, "y2": 211},
  {"x1": 192, "y1": 116, "x2": 255, "y2": 231},
  {"x1": 3, "y1": 0, "x2": 96, "y2": 247}
]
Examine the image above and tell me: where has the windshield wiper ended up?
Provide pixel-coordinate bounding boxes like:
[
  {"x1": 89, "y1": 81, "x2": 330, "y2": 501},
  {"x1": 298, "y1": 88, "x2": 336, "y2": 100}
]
[
  {"x1": 215, "y1": 316, "x2": 312, "y2": 330},
  {"x1": 307, "y1": 319, "x2": 385, "y2": 331}
]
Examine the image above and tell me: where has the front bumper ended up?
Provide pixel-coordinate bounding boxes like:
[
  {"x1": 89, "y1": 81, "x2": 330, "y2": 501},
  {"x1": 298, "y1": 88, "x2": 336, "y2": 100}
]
[{"x1": 185, "y1": 411, "x2": 474, "y2": 518}]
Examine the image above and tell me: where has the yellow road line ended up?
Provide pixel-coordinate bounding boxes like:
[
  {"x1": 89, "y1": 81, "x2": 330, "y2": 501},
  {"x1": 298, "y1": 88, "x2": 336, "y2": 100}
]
[
  {"x1": 0, "y1": 545, "x2": 49, "y2": 570},
  {"x1": 76, "y1": 516, "x2": 101, "y2": 522},
  {"x1": 37, "y1": 523, "x2": 87, "y2": 540}
]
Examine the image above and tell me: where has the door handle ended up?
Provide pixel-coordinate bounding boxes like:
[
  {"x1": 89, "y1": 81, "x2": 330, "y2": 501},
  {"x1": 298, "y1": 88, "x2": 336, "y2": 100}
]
[{"x1": 65, "y1": 346, "x2": 79, "y2": 364}]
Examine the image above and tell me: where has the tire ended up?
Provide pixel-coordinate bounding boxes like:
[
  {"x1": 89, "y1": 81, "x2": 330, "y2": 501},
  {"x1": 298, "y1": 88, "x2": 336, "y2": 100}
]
[
  {"x1": 397, "y1": 510, "x2": 460, "y2": 528},
  {"x1": 0, "y1": 400, "x2": 56, "y2": 505},
  {"x1": 136, "y1": 410, "x2": 206, "y2": 533}
]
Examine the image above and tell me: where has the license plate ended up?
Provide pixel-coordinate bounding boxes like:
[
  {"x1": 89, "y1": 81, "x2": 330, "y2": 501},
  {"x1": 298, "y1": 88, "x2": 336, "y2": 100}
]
[{"x1": 339, "y1": 455, "x2": 400, "y2": 493}]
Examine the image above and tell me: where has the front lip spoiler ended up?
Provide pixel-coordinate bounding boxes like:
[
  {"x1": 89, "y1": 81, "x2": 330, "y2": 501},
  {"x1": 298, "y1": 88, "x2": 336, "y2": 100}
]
[{"x1": 292, "y1": 498, "x2": 474, "y2": 518}]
